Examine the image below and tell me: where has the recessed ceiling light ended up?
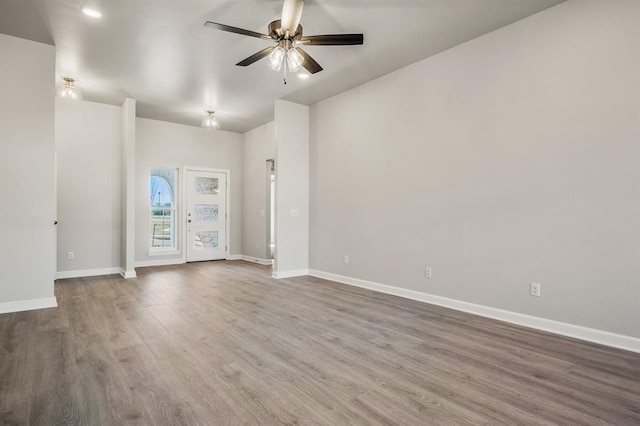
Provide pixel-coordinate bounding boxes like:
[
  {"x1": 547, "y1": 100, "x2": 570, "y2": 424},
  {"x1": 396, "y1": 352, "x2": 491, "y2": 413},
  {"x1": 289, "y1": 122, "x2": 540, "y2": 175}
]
[
  {"x1": 82, "y1": 4, "x2": 102, "y2": 18},
  {"x1": 297, "y1": 73, "x2": 310, "y2": 80}
]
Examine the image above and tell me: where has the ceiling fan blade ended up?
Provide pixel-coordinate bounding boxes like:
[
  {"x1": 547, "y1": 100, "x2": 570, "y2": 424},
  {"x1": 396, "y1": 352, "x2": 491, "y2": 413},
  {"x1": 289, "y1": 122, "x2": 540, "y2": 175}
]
[
  {"x1": 204, "y1": 21, "x2": 272, "y2": 41},
  {"x1": 297, "y1": 48, "x2": 323, "y2": 74},
  {"x1": 281, "y1": 0, "x2": 304, "y2": 35},
  {"x1": 236, "y1": 46, "x2": 276, "y2": 67},
  {"x1": 299, "y1": 34, "x2": 364, "y2": 46}
]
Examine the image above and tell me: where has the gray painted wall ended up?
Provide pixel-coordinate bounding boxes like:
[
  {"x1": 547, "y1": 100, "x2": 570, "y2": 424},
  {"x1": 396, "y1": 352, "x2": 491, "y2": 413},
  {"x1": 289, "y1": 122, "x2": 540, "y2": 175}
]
[
  {"x1": 309, "y1": 0, "x2": 640, "y2": 337},
  {"x1": 56, "y1": 100, "x2": 122, "y2": 273},
  {"x1": 135, "y1": 118, "x2": 243, "y2": 263},
  {"x1": 0, "y1": 34, "x2": 56, "y2": 304},
  {"x1": 242, "y1": 122, "x2": 275, "y2": 260}
]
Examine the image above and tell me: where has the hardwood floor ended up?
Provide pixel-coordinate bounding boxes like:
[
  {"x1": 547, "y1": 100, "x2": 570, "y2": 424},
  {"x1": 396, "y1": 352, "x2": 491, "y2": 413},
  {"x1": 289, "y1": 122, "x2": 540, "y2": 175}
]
[{"x1": 1, "y1": 261, "x2": 640, "y2": 425}]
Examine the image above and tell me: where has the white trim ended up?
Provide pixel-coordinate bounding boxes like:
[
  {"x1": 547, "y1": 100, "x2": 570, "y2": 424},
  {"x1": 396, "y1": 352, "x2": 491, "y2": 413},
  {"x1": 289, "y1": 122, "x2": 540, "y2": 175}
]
[
  {"x1": 135, "y1": 258, "x2": 186, "y2": 268},
  {"x1": 241, "y1": 255, "x2": 273, "y2": 265},
  {"x1": 226, "y1": 254, "x2": 242, "y2": 260},
  {"x1": 147, "y1": 249, "x2": 180, "y2": 257},
  {"x1": 54, "y1": 152, "x2": 58, "y2": 282},
  {"x1": 119, "y1": 268, "x2": 137, "y2": 279},
  {"x1": 0, "y1": 297, "x2": 58, "y2": 315},
  {"x1": 56, "y1": 267, "x2": 120, "y2": 280},
  {"x1": 308, "y1": 269, "x2": 640, "y2": 354},
  {"x1": 273, "y1": 269, "x2": 309, "y2": 279}
]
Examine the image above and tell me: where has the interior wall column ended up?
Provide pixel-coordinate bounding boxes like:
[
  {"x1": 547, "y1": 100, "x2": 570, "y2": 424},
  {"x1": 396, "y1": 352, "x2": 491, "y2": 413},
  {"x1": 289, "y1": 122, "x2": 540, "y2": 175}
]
[
  {"x1": 120, "y1": 98, "x2": 136, "y2": 278},
  {"x1": 273, "y1": 100, "x2": 309, "y2": 278}
]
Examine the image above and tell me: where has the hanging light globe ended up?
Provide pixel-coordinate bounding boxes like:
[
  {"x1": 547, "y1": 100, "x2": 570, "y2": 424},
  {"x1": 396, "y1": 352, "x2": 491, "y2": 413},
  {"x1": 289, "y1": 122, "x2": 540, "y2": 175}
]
[{"x1": 267, "y1": 46, "x2": 286, "y2": 71}]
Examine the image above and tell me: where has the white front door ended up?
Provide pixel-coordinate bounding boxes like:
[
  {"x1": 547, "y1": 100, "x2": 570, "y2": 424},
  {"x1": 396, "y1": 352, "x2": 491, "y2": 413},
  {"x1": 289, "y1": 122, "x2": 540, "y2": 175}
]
[{"x1": 185, "y1": 170, "x2": 227, "y2": 262}]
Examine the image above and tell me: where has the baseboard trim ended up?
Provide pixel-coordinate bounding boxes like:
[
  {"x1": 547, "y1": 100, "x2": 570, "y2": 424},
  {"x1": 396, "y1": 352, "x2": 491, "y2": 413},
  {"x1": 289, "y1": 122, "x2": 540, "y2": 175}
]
[
  {"x1": 226, "y1": 254, "x2": 242, "y2": 261},
  {"x1": 56, "y1": 267, "x2": 120, "y2": 280},
  {"x1": 135, "y1": 258, "x2": 185, "y2": 268},
  {"x1": 273, "y1": 269, "x2": 309, "y2": 279},
  {"x1": 308, "y1": 269, "x2": 640, "y2": 354},
  {"x1": 241, "y1": 255, "x2": 273, "y2": 266},
  {"x1": 119, "y1": 268, "x2": 137, "y2": 279},
  {"x1": 0, "y1": 297, "x2": 58, "y2": 315}
]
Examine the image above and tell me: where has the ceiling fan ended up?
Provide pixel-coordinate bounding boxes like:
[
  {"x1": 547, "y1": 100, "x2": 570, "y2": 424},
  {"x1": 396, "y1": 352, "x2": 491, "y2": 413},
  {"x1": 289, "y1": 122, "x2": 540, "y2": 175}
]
[{"x1": 204, "y1": 0, "x2": 364, "y2": 82}]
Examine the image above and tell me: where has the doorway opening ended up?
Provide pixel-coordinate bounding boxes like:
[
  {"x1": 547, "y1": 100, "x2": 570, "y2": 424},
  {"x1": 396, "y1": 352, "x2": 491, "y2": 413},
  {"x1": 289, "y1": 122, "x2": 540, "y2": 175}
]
[{"x1": 267, "y1": 159, "x2": 275, "y2": 260}]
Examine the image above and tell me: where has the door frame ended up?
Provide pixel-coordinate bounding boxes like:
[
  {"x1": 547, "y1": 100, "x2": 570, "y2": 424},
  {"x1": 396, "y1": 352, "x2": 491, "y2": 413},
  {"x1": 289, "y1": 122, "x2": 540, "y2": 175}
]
[
  {"x1": 182, "y1": 167, "x2": 232, "y2": 262},
  {"x1": 54, "y1": 152, "x2": 58, "y2": 280}
]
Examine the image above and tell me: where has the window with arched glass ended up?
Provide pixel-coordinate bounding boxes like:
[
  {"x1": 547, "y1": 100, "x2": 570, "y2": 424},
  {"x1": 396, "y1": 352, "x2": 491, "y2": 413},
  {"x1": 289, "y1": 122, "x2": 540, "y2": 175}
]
[{"x1": 150, "y1": 168, "x2": 178, "y2": 252}]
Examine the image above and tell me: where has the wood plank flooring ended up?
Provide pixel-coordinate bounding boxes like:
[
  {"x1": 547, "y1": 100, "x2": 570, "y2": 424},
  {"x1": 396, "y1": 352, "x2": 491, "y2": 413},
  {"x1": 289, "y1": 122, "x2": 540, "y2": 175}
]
[{"x1": 1, "y1": 260, "x2": 640, "y2": 425}]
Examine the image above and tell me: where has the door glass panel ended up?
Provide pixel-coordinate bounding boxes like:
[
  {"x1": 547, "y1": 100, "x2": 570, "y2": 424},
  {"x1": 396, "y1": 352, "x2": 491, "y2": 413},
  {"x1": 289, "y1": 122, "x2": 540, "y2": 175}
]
[
  {"x1": 194, "y1": 231, "x2": 219, "y2": 249},
  {"x1": 194, "y1": 204, "x2": 218, "y2": 221},
  {"x1": 195, "y1": 177, "x2": 219, "y2": 194}
]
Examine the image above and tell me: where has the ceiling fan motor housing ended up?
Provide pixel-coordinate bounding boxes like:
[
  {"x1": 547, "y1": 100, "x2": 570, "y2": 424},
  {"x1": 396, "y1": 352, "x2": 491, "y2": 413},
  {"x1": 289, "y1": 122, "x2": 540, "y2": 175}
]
[{"x1": 268, "y1": 20, "x2": 303, "y2": 40}]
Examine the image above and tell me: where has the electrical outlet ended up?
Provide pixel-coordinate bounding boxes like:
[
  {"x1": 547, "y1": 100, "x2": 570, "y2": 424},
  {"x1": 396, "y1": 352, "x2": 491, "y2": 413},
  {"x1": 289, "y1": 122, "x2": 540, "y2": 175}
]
[
  {"x1": 530, "y1": 282, "x2": 541, "y2": 297},
  {"x1": 343, "y1": 255, "x2": 349, "y2": 265},
  {"x1": 425, "y1": 267, "x2": 432, "y2": 278},
  {"x1": 67, "y1": 251, "x2": 74, "y2": 260}
]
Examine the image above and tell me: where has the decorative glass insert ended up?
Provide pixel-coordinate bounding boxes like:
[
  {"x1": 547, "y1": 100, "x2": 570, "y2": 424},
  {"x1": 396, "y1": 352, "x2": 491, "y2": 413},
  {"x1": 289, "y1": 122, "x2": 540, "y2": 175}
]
[
  {"x1": 194, "y1": 204, "x2": 219, "y2": 221},
  {"x1": 195, "y1": 177, "x2": 219, "y2": 194},
  {"x1": 194, "y1": 231, "x2": 218, "y2": 249}
]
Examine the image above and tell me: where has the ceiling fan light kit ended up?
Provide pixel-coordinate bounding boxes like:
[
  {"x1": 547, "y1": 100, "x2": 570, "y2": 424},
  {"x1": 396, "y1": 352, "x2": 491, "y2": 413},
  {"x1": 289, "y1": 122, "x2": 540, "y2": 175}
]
[
  {"x1": 268, "y1": 46, "x2": 286, "y2": 71},
  {"x1": 204, "y1": 0, "x2": 363, "y2": 84},
  {"x1": 286, "y1": 47, "x2": 304, "y2": 73}
]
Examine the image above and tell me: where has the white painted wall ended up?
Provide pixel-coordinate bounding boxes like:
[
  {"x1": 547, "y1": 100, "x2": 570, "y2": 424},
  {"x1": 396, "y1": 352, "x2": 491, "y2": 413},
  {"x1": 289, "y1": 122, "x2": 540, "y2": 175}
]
[
  {"x1": 0, "y1": 34, "x2": 57, "y2": 311},
  {"x1": 274, "y1": 100, "x2": 309, "y2": 277},
  {"x1": 242, "y1": 122, "x2": 275, "y2": 261},
  {"x1": 309, "y1": 0, "x2": 640, "y2": 338},
  {"x1": 135, "y1": 118, "x2": 243, "y2": 264},
  {"x1": 55, "y1": 100, "x2": 122, "y2": 274}
]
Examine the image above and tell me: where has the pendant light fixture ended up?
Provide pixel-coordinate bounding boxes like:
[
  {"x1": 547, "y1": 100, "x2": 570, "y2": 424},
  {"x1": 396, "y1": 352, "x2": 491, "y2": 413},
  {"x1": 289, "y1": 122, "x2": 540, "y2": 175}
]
[
  {"x1": 56, "y1": 77, "x2": 83, "y2": 101},
  {"x1": 201, "y1": 110, "x2": 220, "y2": 129}
]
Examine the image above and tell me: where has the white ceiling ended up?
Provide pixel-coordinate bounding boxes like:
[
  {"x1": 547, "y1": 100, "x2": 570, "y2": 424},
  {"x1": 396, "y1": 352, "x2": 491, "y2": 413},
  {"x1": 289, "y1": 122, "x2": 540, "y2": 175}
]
[{"x1": 0, "y1": 0, "x2": 565, "y2": 133}]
